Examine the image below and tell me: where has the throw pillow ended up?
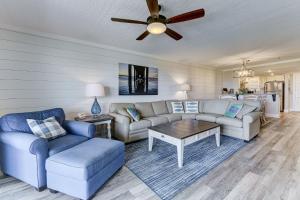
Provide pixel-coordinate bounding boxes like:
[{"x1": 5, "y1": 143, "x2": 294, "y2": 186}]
[
  {"x1": 27, "y1": 117, "x2": 66, "y2": 140},
  {"x1": 236, "y1": 104, "x2": 256, "y2": 120},
  {"x1": 171, "y1": 102, "x2": 184, "y2": 113},
  {"x1": 117, "y1": 108, "x2": 134, "y2": 122},
  {"x1": 126, "y1": 107, "x2": 141, "y2": 122},
  {"x1": 185, "y1": 101, "x2": 199, "y2": 113},
  {"x1": 224, "y1": 103, "x2": 243, "y2": 118}
]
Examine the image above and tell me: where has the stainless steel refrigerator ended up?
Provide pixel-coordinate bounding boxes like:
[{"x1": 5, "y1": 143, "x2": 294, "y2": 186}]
[{"x1": 264, "y1": 81, "x2": 285, "y2": 112}]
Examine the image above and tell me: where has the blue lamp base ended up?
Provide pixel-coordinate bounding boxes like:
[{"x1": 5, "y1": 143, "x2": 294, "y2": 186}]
[{"x1": 91, "y1": 97, "x2": 101, "y2": 116}]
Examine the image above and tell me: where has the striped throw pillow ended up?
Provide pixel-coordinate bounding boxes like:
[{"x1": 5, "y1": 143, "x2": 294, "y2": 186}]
[
  {"x1": 27, "y1": 117, "x2": 66, "y2": 140},
  {"x1": 185, "y1": 101, "x2": 199, "y2": 113},
  {"x1": 171, "y1": 102, "x2": 184, "y2": 113}
]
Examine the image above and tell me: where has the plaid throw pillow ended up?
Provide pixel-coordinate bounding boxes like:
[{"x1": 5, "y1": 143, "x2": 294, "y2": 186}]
[{"x1": 27, "y1": 117, "x2": 66, "y2": 139}]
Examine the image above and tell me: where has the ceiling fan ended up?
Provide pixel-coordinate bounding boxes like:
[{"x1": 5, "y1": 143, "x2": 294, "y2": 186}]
[{"x1": 111, "y1": 0, "x2": 205, "y2": 41}]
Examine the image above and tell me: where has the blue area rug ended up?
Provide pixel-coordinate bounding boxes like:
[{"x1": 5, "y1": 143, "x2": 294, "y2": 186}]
[{"x1": 125, "y1": 135, "x2": 246, "y2": 200}]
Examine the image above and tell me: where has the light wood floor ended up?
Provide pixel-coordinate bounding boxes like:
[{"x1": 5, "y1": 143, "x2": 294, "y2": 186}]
[{"x1": 1, "y1": 112, "x2": 300, "y2": 200}]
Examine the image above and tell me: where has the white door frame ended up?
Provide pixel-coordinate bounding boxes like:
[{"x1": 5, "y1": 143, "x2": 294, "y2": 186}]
[{"x1": 293, "y1": 73, "x2": 300, "y2": 111}]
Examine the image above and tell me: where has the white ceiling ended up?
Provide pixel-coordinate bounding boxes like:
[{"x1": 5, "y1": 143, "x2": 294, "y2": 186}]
[{"x1": 1, "y1": 0, "x2": 300, "y2": 73}]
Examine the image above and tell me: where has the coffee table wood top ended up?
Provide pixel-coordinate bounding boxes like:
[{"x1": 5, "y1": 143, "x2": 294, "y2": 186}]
[{"x1": 149, "y1": 119, "x2": 220, "y2": 139}]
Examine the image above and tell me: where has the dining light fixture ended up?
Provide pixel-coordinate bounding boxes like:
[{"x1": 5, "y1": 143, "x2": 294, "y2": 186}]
[{"x1": 233, "y1": 60, "x2": 255, "y2": 78}]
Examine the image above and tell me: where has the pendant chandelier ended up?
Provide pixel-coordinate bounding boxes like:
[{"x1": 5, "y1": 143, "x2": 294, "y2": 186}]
[{"x1": 233, "y1": 60, "x2": 255, "y2": 78}]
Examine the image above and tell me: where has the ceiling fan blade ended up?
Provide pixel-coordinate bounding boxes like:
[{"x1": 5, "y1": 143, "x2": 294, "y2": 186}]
[
  {"x1": 111, "y1": 18, "x2": 148, "y2": 25},
  {"x1": 136, "y1": 31, "x2": 150, "y2": 40},
  {"x1": 167, "y1": 9, "x2": 205, "y2": 24},
  {"x1": 146, "y1": 0, "x2": 159, "y2": 17},
  {"x1": 165, "y1": 28, "x2": 183, "y2": 40}
]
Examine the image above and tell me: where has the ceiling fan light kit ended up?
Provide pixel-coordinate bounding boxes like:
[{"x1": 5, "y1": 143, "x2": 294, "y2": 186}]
[
  {"x1": 147, "y1": 22, "x2": 166, "y2": 34},
  {"x1": 111, "y1": 0, "x2": 205, "y2": 41}
]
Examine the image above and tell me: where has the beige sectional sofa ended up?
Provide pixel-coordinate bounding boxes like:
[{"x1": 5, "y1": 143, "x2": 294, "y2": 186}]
[{"x1": 109, "y1": 99, "x2": 261, "y2": 143}]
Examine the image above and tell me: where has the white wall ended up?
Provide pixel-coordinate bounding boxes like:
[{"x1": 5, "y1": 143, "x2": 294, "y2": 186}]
[
  {"x1": 221, "y1": 71, "x2": 240, "y2": 92},
  {"x1": 0, "y1": 28, "x2": 217, "y2": 118}
]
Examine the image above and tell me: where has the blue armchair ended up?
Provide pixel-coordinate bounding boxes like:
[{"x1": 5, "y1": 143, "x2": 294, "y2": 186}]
[{"x1": 0, "y1": 108, "x2": 96, "y2": 191}]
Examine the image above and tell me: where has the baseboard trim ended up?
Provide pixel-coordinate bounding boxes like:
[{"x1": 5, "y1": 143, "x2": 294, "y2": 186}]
[{"x1": 265, "y1": 113, "x2": 280, "y2": 118}]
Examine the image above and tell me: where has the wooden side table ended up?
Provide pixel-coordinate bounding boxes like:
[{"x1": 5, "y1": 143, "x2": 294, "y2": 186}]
[{"x1": 75, "y1": 115, "x2": 114, "y2": 139}]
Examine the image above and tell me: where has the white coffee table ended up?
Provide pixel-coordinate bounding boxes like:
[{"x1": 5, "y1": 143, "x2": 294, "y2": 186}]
[{"x1": 148, "y1": 120, "x2": 221, "y2": 168}]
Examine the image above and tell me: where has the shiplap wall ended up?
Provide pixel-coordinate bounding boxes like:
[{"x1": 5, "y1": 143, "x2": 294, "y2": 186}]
[{"x1": 0, "y1": 28, "x2": 217, "y2": 118}]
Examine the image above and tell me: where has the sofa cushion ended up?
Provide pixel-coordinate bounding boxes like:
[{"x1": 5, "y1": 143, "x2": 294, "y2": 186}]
[
  {"x1": 134, "y1": 102, "x2": 155, "y2": 118},
  {"x1": 152, "y1": 101, "x2": 169, "y2": 115},
  {"x1": 48, "y1": 134, "x2": 88, "y2": 156},
  {"x1": 109, "y1": 103, "x2": 135, "y2": 113},
  {"x1": 202, "y1": 100, "x2": 230, "y2": 115},
  {"x1": 229, "y1": 99, "x2": 262, "y2": 112},
  {"x1": 159, "y1": 114, "x2": 182, "y2": 122},
  {"x1": 196, "y1": 113, "x2": 223, "y2": 122},
  {"x1": 182, "y1": 114, "x2": 197, "y2": 120},
  {"x1": 216, "y1": 116, "x2": 243, "y2": 128},
  {"x1": 0, "y1": 108, "x2": 65, "y2": 133},
  {"x1": 116, "y1": 108, "x2": 133, "y2": 122},
  {"x1": 236, "y1": 104, "x2": 256, "y2": 120},
  {"x1": 129, "y1": 120, "x2": 151, "y2": 131},
  {"x1": 144, "y1": 116, "x2": 169, "y2": 126},
  {"x1": 46, "y1": 138, "x2": 124, "y2": 180}
]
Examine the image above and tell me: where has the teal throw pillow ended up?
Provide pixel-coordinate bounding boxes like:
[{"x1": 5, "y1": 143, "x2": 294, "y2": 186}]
[
  {"x1": 126, "y1": 107, "x2": 141, "y2": 122},
  {"x1": 224, "y1": 103, "x2": 243, "y2": 118}
]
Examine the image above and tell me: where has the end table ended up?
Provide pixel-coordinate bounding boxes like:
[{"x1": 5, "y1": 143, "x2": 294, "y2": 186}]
[{"x1": 75, "y1": 114, "x2": 114, "y2": 139}]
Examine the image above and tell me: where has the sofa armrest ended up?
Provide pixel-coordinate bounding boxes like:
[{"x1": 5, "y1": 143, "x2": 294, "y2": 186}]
[
  {"x1": 63, "y1": 120, "x2": 96, "y2": 138},
  {"x1": 0, "y1": 132, "x2": 48, "y2": 155},
  {"x1": 109, "y1": 113, "x2": 130, "y2": 124},
  {"x1": 109, "y1": 113, "x2": 130, "y2": 142},
  {"x1": 243, "y1": 112, "x2": 261, "y2": 124}
]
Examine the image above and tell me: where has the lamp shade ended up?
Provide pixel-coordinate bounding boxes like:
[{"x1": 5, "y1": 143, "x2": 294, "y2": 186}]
[
  {"x1": 178, "y1": 84, "x2": 191, "y2": 91},
  {"x1": 85, "y1": 83, "x2": 105, "y2": 97}
]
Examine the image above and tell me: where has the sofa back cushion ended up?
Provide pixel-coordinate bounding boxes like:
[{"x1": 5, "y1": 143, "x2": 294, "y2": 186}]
[
  {"x1": 134, "y1": 102, "x2": 155, "y2": 118},
  {"x1": 240, "y1": 100, "x2": 262, "y2": 111},
  {"x1": 236, "y1": 104, "x2": 257, "y2": 119},
  {"x1": 109, "y1": 103, "x2": 135, "y2": 113},
  {"x1": 202, "y1": 100, "x2": 230, "y2": 115},
  {"x1": 152, "y1": 101, "x2": 169, "y2": 115},
  {"x1": 0, "y1": 108, "x2": 65, "y2": 133}
]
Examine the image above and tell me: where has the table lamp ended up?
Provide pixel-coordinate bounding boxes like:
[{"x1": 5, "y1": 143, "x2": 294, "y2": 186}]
[
  {"x1": 86, "y1": 83, "x2": 105, "y2": 115},
  {"x1": 179, "y1": 84, "x2": 191, "y2": 99}
]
